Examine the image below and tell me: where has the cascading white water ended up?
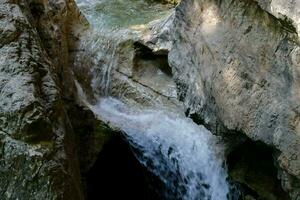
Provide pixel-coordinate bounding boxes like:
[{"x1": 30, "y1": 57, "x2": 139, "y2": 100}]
[
  {"x1": 75, "y1": 1, "x2": 236, "y2": 199},
  {"x1": 92, "y1": 97, "x2": 231, "y2": 200}
]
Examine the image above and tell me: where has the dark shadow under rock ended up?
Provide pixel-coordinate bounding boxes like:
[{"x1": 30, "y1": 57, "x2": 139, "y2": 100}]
[
  {"x1": 86, "y1": 133, "x2": 164, "y2": 200},
  {"x1": 227, "y1": 140, "x2": 290, "y2": 200}
]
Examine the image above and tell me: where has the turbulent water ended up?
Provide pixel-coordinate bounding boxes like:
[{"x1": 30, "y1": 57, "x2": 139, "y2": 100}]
[
  {"x1": 76, "y1": 0, "x2": 234, "y2": 199},
  {"x1": 92, "y1": 98, "x2": 231, "y2": 200}
]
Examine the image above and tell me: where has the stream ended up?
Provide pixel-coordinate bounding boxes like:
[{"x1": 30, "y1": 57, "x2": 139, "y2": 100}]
[{"x1": 75, "y1": 0, "x2": 235, "y2": 199}]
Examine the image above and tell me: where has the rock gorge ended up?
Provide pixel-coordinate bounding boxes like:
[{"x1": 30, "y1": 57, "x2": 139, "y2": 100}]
[{"x1": 0, "y1": 0, "x2": 299, "y2": 199}]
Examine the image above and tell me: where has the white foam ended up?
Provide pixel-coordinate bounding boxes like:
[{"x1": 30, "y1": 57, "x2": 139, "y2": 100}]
[{"x1": 92, "y1": 97, "x2": 230, "y2": 200}]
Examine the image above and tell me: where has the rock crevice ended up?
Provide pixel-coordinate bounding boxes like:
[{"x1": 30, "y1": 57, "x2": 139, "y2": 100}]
[{"x1": 0, "y1": 0, "x2": 89, "y2": 199}]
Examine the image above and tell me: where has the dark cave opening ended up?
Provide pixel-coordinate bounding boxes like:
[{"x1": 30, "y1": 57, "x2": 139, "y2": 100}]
[
  {"x1": 227, "y1": 139, "x2": 290, "y2": 200},
  {"x1": 133, "y1": 42, "x2": 172, "y2": 77},
  {"x1": 86, "y1": 133, "x2": 164, "y2": 200}
]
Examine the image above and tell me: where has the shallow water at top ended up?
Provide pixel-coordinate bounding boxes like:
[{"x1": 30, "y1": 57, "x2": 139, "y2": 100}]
[
  {"x1": 76, "y1": 0, "x2": 173, "y2": 31},
  {"x1": 74, "y1": 0, "x2": 175, "y2": 96}
]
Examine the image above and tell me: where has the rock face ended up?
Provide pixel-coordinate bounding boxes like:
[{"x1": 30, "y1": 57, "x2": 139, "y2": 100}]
[
  {"x1": 1, "y1": 0, "x2": 300, "y2": 199},
  {"x1": 256, "y1": 0, "x2": 300, "y2": 36},
  {"x1": 74, "y1": 0, "x2": 300, "y2": 198},
  {"x1": 168, "y1": 0, "x2": 300, "y2": 198},
  {"x1": 0, "y1": 0, "x2": 177, "y2": 198},
  {"x1": 0, "y1": 0, "x2": 93, "y2": 199}
]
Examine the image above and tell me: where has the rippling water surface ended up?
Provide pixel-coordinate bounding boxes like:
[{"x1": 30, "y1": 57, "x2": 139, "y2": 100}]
[{"x1": 76, "y1": 0, "x2": 173, "y2": 30}]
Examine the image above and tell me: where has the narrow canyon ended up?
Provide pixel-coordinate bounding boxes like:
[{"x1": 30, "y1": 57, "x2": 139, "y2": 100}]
[{"x1": 0, "y1": 0, "x2": 299, "y2": 199}]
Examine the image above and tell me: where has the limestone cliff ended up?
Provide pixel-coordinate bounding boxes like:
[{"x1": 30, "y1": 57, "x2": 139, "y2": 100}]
[
  {"x1": 168, "y1": 0, "x2": 300, "y2": 199},
  {"x1": 1, "y1": 0, "x2": 300, "y2": 199},
  {"x1": 0, "y1": 0, "x2": 89, "y2": 199}
]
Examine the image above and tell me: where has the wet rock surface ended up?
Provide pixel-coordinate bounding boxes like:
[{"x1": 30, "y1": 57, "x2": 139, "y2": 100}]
[
  {"x1": 73, "y1": 0, "x2": 181, "y2": 111},
  {"x1": 1, "y1": 0, "x2": 300, "y2": 199},
  {"x1": 75, "y1": 0, "x2": 300, "y2": 198}
]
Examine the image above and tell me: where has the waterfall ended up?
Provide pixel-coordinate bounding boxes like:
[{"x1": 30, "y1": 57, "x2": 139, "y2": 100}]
[
  {"x1": 75, "y1": 1, "x2": 236, "y2": 199},
  {"x1": 92, "y1": 97, "x2": 231, "y2": 200}
]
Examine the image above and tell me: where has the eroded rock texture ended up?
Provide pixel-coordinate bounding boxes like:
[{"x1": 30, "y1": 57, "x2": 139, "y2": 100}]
[
  {"x1": 168, "y1": 0, "x2": 300, "y2": 198},
  {"x1": 1, "y1": 0, "x2": 300, "y2": 199},
  {"x1": 0, "y1": 0, "x2": 91, "y2": 199},
  {"x1": 255, "y1": 0, "x2": 300, "y2": 36}
]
